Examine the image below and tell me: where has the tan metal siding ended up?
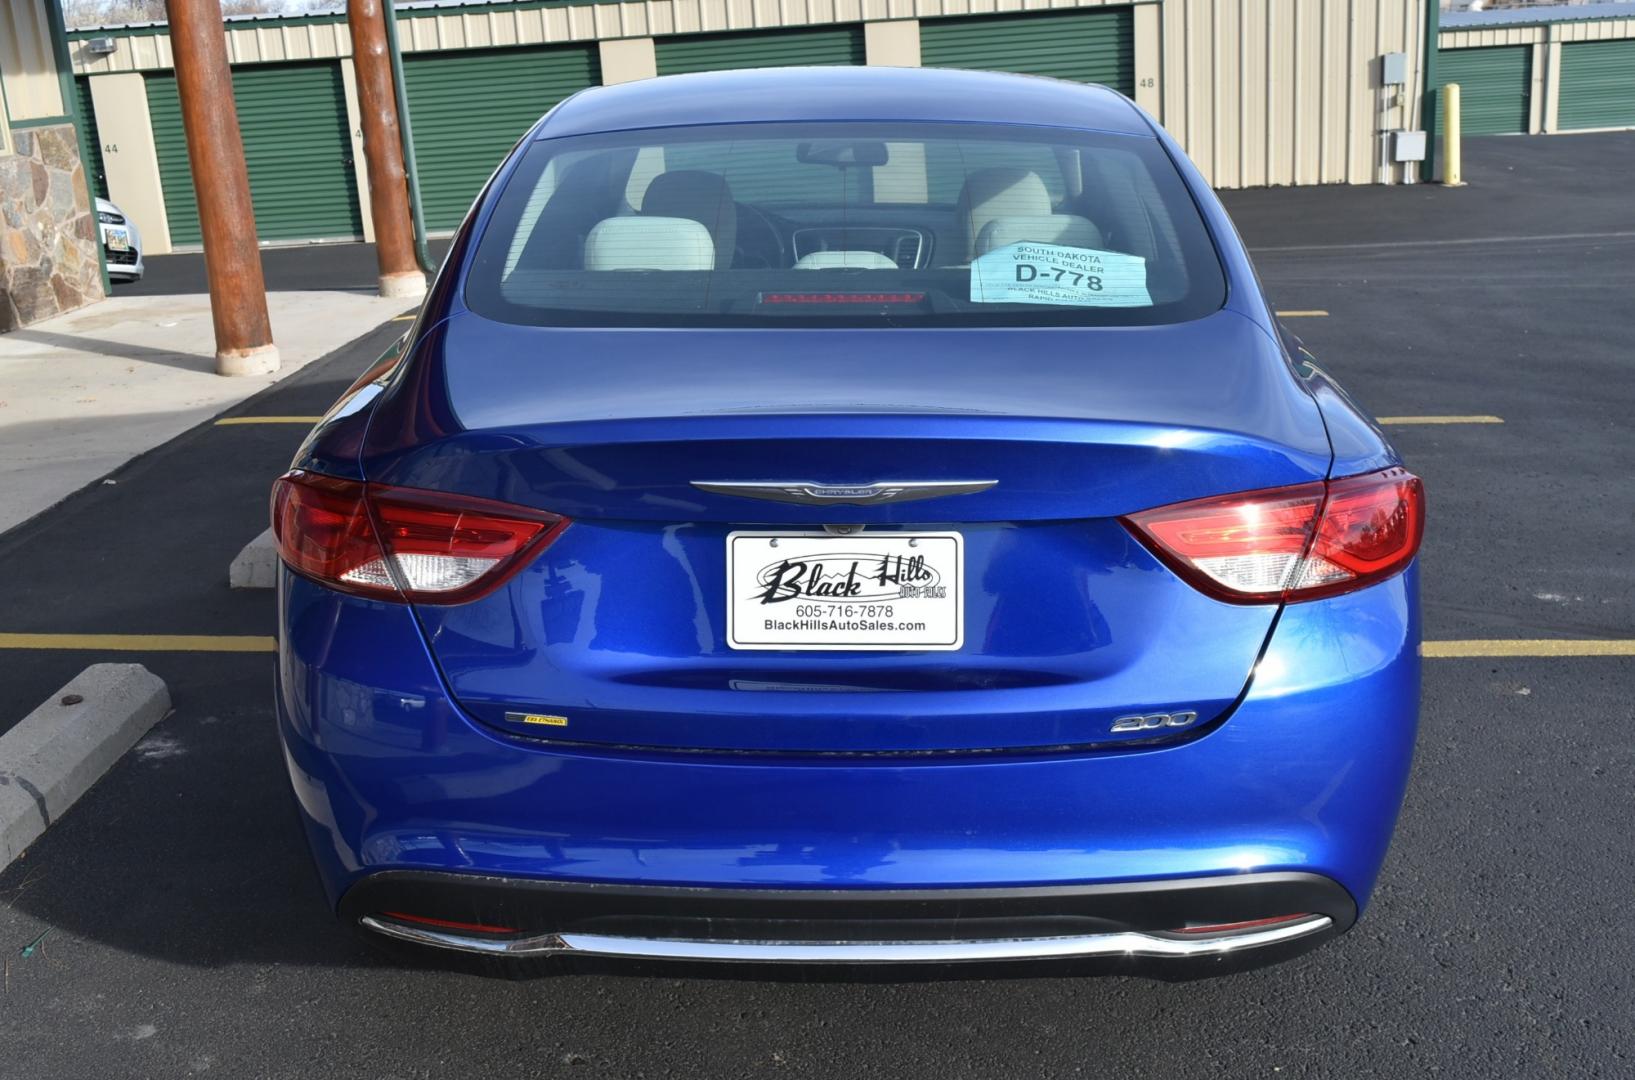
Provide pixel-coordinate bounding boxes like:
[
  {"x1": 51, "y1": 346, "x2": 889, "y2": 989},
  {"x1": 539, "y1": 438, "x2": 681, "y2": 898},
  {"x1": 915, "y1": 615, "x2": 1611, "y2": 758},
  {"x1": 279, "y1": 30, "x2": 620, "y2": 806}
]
[
  {"x1": 1438, "y1": 18, "x2": 1635, "y2": 136},
  {"x1": 1162, "y1": 0, "x2": 1426, "y2": 189},
  {"x1": 66, "y1": 0, "x2": 1456, "y2": 191},
  {"x1": 1439, "y1": 19, "x2": 1635, "y2": 50},
  {"x1": 1, "y1": 0, "x2": 66, "y2": 120},
  {"x1": 69, "y1": 0, "x2": 1145, "y2": 73}
]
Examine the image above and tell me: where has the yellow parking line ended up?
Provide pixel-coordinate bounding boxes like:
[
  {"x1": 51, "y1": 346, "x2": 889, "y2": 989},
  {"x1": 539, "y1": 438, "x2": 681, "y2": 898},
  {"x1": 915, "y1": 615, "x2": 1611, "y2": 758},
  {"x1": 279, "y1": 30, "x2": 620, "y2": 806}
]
[
  {"x1": 1423, "y1": 640, "x2": 1635, "y2": 659},
  {"x1": 390, "y1": 314, "x2": 417, "y2": 322},
  {"x1": 214, "y1": 416, "x2": 323, "y2": 425},
  {"x1": 1276, "y1": 310, "x2": 1328, "y2": 317},
  {"x1": 1376, "y1": 415, "x2": 1504, "y2": 426},
  {"x1": 0, "y1": 634, "x2": 276, "y2": 653}
]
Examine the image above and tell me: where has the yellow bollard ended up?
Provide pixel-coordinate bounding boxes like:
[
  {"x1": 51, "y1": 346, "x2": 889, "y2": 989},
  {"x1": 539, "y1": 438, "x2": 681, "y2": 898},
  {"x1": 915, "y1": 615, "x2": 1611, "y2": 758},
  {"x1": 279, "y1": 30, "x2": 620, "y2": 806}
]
[{"x1": 1443, "y1": 83, "x2": 1464, "y2": 187}]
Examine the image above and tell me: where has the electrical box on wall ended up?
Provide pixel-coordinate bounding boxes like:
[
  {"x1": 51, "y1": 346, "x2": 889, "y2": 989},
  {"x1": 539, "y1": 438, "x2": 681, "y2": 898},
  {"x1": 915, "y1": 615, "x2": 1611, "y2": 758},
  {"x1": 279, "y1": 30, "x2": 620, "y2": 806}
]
[
  {"x1": 1381, "y1": 52, "x2": 1409, "y2": 86},
  {"x1": 1393, "y1": 130, "x2": 1427, "y2": 163}
]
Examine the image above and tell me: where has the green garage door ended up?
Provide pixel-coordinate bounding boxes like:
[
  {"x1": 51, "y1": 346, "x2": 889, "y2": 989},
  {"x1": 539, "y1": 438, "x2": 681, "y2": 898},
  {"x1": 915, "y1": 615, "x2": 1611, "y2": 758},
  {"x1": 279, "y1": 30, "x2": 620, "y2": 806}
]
[
  {"x1": 74, "y1": 78, "x2": 108, "y2": 200},
  {"x1": 655, "y1": 26, "x2": 865, "y2": 76},
  {"x1": 1434, "y1": 46, "x2": 1531, "y2": 135},
  {"x1": 147, "y1": 62, "x2": 362, "y2": 246},
  {"x1": 403, "y1": 44, "x2": 600, "y2": 231},
  {"x1": 1558, "y1": 39, "x2": 1635, "y2": 130},
  {"x1": 920, "y1": 7, "x2": 1135, "y2": 94}
]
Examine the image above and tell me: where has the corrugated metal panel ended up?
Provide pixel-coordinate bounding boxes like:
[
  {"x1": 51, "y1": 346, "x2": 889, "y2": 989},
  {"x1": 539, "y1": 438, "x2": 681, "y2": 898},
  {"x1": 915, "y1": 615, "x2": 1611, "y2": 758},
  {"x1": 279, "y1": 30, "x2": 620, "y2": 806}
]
[
  {"x1": 1160, "y1": 0, "x2": 1426, "y2": 190},
  {"x1": 1435, "y1": 45, "x2": 1531, "y2": 136},
  {"x1": 74, "y1": 77, "x2": 110, "y2": 200},
  {"x1": 654, "y1": 26, "x2": 866, "y2": 76},
  {"x1": 920, "y1": 8, "x2": 1135, "y2": 94},
  {"x1": 403, "y1": 43, "x2": 599, "y2": 231},
  {"x1": 73, "y1": 0, "x2": 1448, "y2": 192},
  {"x1": 0, "y1": 0, "x2": 65, "y2": 119},
  {"x1": 1557, "y1": 39, "x2": 1635, "y2": 129},
  {"x1": 233, "y1": 63, "x2": 363, "y2": 239},
  {"x1": 69, "y1": 0, "x2": 1151, "y2": 74},
  {"x1": 1436, "y1": 19, "x2": 1635, "y2": 50},
  {"x1": 1558, "y1": 17, "x2": 1635, "y2": 41},
  {"x1": 1440, "y1": 27, "x2": 1547, "y2": 47},
  {"x1": 146, "y1": 62, "x2": 363, "y2": 246},
  {"x1": 145, "y1": 71, "x2": 199, "y2": 245}
]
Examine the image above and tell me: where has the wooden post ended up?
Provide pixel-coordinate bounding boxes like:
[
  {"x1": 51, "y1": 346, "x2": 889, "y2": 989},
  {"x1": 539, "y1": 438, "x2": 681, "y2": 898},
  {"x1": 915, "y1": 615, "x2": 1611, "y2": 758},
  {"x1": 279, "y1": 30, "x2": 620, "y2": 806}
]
[
  {"x1": 165, "y1": 0, "x2": 278, "y2": 376},
  {"x1": 348, "y1": 0, "x2": 426, "y2": 299}
]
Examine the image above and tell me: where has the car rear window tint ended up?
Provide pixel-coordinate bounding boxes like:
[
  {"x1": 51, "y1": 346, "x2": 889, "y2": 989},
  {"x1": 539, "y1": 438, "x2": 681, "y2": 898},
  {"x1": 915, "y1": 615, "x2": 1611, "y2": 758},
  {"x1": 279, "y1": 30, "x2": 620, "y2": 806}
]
[{"x1": 465, "y1": 121, "x2": 1226, "y2": 328}]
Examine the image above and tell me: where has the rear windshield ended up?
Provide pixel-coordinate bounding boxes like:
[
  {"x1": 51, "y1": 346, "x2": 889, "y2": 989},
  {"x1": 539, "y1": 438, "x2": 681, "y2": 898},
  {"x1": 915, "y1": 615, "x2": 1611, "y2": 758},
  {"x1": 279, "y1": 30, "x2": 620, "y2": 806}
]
[{"x1": 465, "y1": 121, "x2": 1226, "y2": 328}]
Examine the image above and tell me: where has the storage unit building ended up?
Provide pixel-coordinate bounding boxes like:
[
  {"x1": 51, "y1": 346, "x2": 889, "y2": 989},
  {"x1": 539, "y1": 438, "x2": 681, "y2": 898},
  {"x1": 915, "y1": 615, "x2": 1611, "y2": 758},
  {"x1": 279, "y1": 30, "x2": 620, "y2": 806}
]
[
  {"x1": 919, "y1": 7, "x2": 1135, "y2": 96},
  {"x1": 1438, "y1": 4, "x2": 1635, "y2": 136},
  {"x1": 1434, "y1": 45, "x2": 1532, "y2": 135},
  {"x1": 403, "y1": 43, "x2": 599, "y2": 230},
  {"x1": 63, "y1": 0, "x2": 1632, "y2": 251},
  {"x1": 655, "y1": 26, "x2": 865, "y2": 77},
  {"x1": 1557, "y1": 38, "x2": 1635, "y2": 130},
  {"x1": 146, "y1": 61, "x2": 362, "y2": 245},
  {"x1": 73, "y1": 75, "x2": 107, "y2": 199}
]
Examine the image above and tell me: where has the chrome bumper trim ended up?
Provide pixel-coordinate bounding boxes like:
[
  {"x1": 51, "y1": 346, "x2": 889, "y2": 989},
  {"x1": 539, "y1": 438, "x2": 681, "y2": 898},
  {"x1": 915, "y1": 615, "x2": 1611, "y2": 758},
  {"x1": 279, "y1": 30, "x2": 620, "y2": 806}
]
[{"x1": 359, "y1": 913, "x2": 1333, "y2": 963}]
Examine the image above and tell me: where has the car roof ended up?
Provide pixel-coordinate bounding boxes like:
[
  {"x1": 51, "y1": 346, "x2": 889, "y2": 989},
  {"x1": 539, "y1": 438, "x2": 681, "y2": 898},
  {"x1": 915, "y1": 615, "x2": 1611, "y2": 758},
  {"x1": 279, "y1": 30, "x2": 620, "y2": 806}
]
[{"x1": 536, "y1": 66, "x2": 1152, "y2": 140}]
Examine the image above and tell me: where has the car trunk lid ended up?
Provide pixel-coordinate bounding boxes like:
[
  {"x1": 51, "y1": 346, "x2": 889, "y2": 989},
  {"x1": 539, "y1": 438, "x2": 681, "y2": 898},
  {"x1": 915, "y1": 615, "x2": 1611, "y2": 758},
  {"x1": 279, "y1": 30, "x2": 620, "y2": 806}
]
[{"x1": 361, "y1": 312, "x2": 1330, "y2": 753}]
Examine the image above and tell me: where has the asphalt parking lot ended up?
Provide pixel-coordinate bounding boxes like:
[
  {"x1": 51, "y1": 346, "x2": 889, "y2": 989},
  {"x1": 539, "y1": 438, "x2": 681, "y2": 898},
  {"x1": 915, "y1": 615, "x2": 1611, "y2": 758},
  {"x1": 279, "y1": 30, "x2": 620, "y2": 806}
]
[{"x1": 3, "y1": 132, "x2": 1632, "y2": 1078}]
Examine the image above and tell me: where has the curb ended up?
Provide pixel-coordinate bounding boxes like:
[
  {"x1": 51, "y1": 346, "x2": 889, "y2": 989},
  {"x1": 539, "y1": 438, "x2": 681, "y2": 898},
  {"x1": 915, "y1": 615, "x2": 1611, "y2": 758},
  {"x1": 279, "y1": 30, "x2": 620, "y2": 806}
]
[
  {"x1": 230, "y1": 527, "x2": 277, "y2": 589},
  {"x1": 0, "y1": 664, "x2": 171, "y2": 870}
]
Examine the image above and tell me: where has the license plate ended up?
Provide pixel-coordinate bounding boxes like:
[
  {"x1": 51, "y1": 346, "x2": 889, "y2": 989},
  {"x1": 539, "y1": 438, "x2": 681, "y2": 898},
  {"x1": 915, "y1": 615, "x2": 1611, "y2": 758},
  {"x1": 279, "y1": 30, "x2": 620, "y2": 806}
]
[
  {"x1": 104, "y1": 227, "x2": 130, "y2": 252},
  {"x1": 726, "y1": 531, "x2": 963, "y2": 651}
]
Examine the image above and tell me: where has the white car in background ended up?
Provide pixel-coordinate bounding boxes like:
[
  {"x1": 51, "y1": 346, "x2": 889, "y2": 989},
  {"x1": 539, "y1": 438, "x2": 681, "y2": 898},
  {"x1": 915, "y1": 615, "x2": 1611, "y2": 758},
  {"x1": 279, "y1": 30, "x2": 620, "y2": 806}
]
[{"x1": 96, "y1": 197, "x2": 144, "y2": 282}]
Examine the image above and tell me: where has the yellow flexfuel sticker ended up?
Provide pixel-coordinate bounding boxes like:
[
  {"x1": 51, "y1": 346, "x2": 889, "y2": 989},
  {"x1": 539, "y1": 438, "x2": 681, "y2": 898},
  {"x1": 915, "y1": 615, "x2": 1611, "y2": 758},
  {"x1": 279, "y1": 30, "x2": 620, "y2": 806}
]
[{"x1": 509, "y1": 713, "x2": 569, "y2": 727}]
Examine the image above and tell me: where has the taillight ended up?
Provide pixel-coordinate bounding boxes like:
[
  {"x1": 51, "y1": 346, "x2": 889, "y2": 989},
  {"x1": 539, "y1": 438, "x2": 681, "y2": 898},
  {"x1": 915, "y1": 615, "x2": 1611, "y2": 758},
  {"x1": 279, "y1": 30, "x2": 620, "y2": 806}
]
[
  {"x1": 270, "y1": 471, "x2": 568, "y2": 604},
  {"x1": 1121, "y1": 466, "x2": 1424, "y2": 604}
]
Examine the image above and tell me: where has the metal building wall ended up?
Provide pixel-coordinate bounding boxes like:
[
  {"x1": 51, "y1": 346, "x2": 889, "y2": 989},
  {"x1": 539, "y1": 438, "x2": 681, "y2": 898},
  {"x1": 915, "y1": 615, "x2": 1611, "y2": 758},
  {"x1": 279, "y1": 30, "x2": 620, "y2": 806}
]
[
  {"x1": 65, "y1": 0, "x2": 1141, "y2": 73},
  {"x1": 1440, "y1": 16, "x2": 1635, "y2": 48},
  {"x1": 1, "y1": 0, "x2": 67, "y2": 121},
  {"x1": 68, "y1": 0, "x2": 1442, "y2": 191},
  {"x1": 1439, "y1": 15, "x2": 1635, "y2": 135},
  {"x1": 1160, "y1": 0, "x2": 1428, "y2": 189}
]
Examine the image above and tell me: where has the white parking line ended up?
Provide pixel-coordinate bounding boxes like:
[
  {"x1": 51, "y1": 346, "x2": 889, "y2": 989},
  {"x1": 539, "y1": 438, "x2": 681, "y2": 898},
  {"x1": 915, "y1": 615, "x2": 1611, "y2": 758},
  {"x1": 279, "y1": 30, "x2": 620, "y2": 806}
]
[
  {"x1": 1257, "y1": 229, "x2": 1635, "y2": 254},
  {"x1": 1376, "y1": 415, "x2": 1503, "y2": 426}
]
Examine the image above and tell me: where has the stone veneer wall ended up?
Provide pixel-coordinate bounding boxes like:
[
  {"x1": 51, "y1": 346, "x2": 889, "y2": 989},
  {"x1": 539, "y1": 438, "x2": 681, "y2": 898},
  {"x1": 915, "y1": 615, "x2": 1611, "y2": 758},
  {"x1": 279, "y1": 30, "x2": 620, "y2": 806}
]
[{"x1": 0, "y1": 123, "x2": 105, "y2": 332}]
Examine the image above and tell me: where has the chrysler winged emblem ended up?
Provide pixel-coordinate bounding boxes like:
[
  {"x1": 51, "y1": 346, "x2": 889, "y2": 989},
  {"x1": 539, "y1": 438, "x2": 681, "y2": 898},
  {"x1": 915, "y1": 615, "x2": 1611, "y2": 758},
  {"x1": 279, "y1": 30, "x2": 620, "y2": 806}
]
[{"x1": 690, "y1": 480, "x2": 997, "y2": 507}]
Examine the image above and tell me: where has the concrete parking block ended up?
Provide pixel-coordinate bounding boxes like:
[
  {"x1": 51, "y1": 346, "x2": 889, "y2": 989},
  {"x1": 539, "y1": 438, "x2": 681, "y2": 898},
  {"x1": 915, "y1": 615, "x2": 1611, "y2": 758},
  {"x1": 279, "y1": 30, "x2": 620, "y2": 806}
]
[
  {"x1": 0, "y1": 664, "x2": 170, "y2": 869},
  {"x1": 230, "y1": 527, "x2": 278, "y2": 589}
]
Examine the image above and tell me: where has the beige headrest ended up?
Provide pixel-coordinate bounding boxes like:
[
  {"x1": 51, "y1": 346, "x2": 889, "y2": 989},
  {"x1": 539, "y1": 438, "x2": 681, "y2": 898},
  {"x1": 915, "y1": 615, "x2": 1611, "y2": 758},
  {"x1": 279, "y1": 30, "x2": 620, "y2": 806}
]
[
  {"x1": 641, "y1": 170, "x2": 737, "y2": 270},
  {"x1": 585, "y1": 216, "x2": 715, "y2": 271},
  {"x1": 975, "y1": 214, "x2": 1105, "y2": 257},
  {"x1": 956, "y1": 168, "x2": 1053, "y2": 261}
]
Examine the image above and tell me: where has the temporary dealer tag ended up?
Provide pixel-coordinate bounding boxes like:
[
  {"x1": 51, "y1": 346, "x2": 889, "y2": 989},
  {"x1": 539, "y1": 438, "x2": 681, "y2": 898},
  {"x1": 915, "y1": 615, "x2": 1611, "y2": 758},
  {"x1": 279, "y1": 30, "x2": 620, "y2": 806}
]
[{"x1": 970, "y1": 243, "x2": 1152, "y2": 308}]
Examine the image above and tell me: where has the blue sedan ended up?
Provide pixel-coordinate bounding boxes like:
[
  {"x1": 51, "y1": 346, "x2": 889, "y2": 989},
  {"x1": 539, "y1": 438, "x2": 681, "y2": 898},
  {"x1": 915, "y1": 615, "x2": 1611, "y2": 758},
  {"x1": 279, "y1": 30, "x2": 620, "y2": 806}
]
[{"x1": 272, "y1": 66, "x2": 1423, "y2": 976}]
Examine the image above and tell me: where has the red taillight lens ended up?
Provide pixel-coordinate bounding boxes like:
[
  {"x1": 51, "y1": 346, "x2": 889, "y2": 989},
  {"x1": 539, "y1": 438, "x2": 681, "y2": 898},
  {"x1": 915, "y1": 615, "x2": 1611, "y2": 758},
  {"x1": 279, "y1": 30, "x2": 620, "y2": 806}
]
[
  {"x1": 270, "y1": 471, "x2": 568, "y2": 604},
  {"x1": 270, "y1": 473, "x2": 381, "y2": 592},
  {"x1": 1121, "y1": 467, "x2": 1424, "y2": 604}
]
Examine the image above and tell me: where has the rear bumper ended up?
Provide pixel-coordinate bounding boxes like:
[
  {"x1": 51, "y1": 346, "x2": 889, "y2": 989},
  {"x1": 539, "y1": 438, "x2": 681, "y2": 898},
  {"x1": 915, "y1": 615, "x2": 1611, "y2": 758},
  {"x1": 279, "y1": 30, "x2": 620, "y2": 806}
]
[
  {"x1": 344, "y1": 870, "x2": 1349, "y2": 974},
  {"x1": 278, "y1": 562, "x2": 1419, "y2": 945}
]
